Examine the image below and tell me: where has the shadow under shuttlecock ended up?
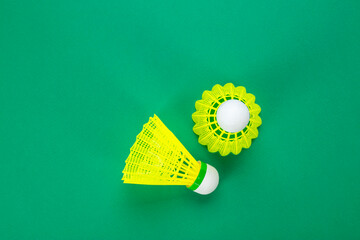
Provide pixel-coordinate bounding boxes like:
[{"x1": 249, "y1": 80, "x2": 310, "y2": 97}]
[
  {"x1": 120, "y1": 183, "x2": 218, "y2": 208},
  {"x1": 123, "y1": 185, "x2": 185, "y2": 203}
]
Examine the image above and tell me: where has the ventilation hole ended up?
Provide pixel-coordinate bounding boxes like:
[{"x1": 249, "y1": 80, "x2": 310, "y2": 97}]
[
  {"x1": 218, "y1": 98, "x2": 225, "y2": 103},
  {"x1": 244, "y1": 127, "x2": 248, "y2": 134},
  {"x1": 215, "y1": 129, "x2": 222, "y2": 135}
]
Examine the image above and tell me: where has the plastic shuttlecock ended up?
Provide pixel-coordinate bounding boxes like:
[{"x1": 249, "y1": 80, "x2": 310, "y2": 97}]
[
  {"x1": 192, "y1": 83, "x2": 262, "y2": 156},
  {"x1": 122, "y1": 115, "x2": 219, "y2": 195}
]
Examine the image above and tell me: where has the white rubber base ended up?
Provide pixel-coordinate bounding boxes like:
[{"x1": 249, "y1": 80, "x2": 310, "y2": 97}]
[
  {"x1": 194, "y1": 164, "x2": 219, "y2": 195},
  {"x1": 216, "y1": 99, "x2": 250, "y2": 133}
]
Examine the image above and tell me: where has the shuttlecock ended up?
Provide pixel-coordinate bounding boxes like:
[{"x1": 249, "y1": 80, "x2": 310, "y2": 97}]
[
  {"x1": 192, "y1": 83, "x2": 262, "y2": 156},
  {"x1": 122, "y1": 115, "x2": 219, "y2": 195}
]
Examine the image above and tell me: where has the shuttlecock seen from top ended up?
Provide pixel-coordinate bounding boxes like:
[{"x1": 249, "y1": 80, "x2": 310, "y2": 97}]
[{"x1": 192, "y1": 83, "x2": 262, "y2": 156}]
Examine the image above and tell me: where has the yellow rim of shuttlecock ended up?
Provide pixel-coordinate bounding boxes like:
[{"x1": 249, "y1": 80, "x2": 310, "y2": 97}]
[{"x1": 192, "y1": 83, "x2": 262, "y2": 156}]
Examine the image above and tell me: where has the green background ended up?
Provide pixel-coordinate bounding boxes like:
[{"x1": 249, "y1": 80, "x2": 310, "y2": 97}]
[{"x1": 1, "y1": 1, "x2": 360, "y2": 239}]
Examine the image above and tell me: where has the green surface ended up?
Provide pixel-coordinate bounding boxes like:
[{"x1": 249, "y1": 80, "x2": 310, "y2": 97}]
[{"x1": 1, "y1": 1, "x2": 360, "y2": 239}]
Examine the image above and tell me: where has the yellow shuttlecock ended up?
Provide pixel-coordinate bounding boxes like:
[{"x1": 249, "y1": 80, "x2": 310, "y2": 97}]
[
  {"x1": 192, "y1": 83, "x2": 262, "y2": 156},
  {"x1": 122, "y1": 115, "x2": 219, "y2": 195}
]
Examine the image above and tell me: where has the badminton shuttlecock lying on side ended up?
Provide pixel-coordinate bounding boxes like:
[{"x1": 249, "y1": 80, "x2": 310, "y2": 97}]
[{"x1": 122, "y1": 115, "x2": 219, "y2": 195}]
